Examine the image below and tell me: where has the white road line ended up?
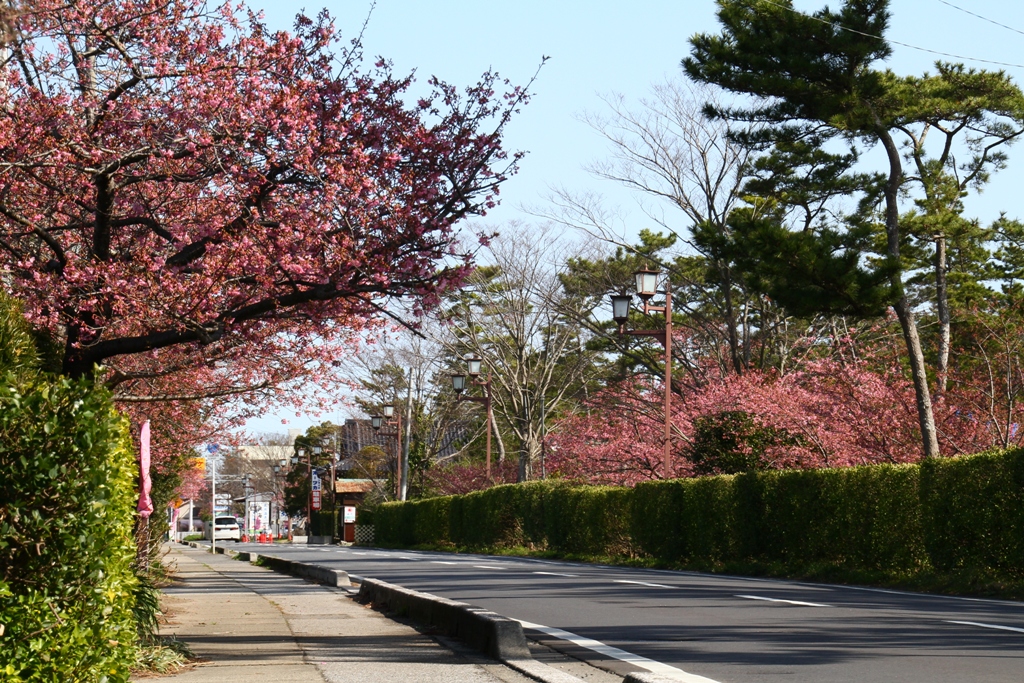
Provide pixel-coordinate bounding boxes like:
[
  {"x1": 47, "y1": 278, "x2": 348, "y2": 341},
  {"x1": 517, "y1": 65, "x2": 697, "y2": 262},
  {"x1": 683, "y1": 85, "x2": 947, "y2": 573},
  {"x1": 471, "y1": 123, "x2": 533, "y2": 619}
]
[
  {"x1": 431, "y1": 561, "x2": 462, "y2": 565},
  {"x1": 534, "y1": 571, "x2": 579, "y2": 577},
  {"x1": 946, "y1": 620, "x2": 1024, "y2": 634},
  {"x1": 736, "y1": 594, "x2": 831, "y2": 608},
  {"x1": 614, "y1": 579, "x2": 675, "y2": 589},
  {"x1": 473, "y1": 564, "x2": 503, "y2": 570},
  {"x1": 517, "y1": 619, "x2": 719, "y2": 683}
]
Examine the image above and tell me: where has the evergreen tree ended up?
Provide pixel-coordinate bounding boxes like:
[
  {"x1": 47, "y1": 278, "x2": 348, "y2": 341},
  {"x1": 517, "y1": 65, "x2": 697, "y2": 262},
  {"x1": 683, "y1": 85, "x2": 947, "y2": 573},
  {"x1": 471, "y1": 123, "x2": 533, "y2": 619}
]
[{"x1": 685, "y1": 0, "x2": 1024, "y2": 456}]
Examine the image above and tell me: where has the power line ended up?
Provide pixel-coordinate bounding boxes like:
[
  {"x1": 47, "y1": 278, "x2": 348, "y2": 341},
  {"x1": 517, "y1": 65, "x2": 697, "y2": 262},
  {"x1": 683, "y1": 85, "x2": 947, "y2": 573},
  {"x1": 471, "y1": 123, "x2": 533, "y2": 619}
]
[
  {"x1": 748, "y1": 0, "x2": 1024, "y2": 70},
  {"x1": 934, "y1": 0, "x2": 1024, "y2": 39}
]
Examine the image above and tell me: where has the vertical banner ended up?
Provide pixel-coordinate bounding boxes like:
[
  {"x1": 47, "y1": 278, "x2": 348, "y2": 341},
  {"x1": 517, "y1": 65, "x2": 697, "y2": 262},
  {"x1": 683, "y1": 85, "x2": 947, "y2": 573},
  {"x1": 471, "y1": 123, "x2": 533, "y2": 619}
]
[
  {"x1": 311, "y1": 470, "x2": 322, "y2": 511},
  {"x1": 137, "y1": 420, "x2": 154, "y2": 518}
]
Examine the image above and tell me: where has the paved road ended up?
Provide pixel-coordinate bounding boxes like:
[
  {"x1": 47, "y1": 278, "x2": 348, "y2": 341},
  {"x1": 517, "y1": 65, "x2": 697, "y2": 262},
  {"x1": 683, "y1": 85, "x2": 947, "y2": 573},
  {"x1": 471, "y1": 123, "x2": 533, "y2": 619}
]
[{"x1": 222, "y1": 542, "x2": 1024, "y2": 683}]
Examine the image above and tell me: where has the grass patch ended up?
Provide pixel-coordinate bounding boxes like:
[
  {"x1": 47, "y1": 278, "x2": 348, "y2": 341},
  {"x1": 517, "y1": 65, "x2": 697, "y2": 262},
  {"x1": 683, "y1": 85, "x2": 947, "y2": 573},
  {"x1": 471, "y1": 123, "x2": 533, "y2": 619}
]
[{"x1": 132, "y1": 637, "x2": 193, "y2": 675}]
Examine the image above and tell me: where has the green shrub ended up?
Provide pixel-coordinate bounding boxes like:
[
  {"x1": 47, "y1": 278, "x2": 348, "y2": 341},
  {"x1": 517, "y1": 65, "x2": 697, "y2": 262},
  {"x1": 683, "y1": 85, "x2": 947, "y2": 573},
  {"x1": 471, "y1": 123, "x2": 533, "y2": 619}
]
[
  {"x1": 921, "y1": 449, "x2": 1024, "y2": 575},
  {"x1": 0, "y1": 372, "x2": 139, "y2": 682},
  {"x1": 544, "y1": 485, "x2": 632, "y2": 556},
  {"x1": 355, "y1": 506, "x2": 376, "y2": 525}
]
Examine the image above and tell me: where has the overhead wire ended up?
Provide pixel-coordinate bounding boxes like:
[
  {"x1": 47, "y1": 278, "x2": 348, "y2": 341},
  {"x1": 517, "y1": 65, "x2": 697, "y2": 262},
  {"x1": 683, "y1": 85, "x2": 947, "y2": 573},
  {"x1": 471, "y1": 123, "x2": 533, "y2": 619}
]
[
  {"x1": 933, "y1": 0, "x2": 1024, "y2": 39},
  {"x1": 746, "y1": 0, "x2": 1024, "y2": 70}
]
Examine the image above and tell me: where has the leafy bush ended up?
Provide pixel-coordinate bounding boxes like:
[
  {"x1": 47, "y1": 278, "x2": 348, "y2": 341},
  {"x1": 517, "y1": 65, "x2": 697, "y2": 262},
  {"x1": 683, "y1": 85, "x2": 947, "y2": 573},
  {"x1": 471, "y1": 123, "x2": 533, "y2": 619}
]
[
  {"x1": 0, "y1": 372, "x2": 139, "y2": 682},
  {"x1": 0, "y1": 292, "x2": 140, "y2": 681}
]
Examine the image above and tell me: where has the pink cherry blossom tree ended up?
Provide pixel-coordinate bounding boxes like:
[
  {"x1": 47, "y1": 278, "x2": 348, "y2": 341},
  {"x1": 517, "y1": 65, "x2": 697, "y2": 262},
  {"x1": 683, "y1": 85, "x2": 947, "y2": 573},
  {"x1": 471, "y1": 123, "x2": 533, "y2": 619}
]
[{"x1": 0, "y1": 0, "x2": 533, "y2": 467}]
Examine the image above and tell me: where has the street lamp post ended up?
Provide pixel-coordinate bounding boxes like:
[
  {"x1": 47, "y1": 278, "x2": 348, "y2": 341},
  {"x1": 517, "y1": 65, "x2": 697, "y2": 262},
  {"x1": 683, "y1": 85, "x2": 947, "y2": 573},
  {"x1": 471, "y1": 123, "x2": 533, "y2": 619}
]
[
  {"x1": 611, "y1": 268, "x2": 674, "y2": 478},
  {"x1": 272, "y1": 459, "x2": 286, "y2": 539},
  {"x1": 242, "y1": 474, "x2": 252, "y2": 540},
  {"x1": 451, "y1": 355, "x2": 493, "y2": 479},
  {"x1": 370, "y1": 404, "x2": 402, "y2": 499},
  {"x1": 290, "y1": 447, "x2": 310, "y2": 537}
]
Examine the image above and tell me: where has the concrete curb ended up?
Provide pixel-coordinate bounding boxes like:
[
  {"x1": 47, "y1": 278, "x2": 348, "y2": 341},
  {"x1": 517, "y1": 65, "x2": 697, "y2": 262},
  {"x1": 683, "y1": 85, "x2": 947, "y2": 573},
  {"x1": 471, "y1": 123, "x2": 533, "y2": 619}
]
[
  {"x1": 355, "y1": 577, "x2": 531, "y2": 661},
  {"x1": 252, "y1": 553, "x2": 351, "y2": 588},
  {"x1": 623, "y1": 674, "x2": 690, "y2": 683}
]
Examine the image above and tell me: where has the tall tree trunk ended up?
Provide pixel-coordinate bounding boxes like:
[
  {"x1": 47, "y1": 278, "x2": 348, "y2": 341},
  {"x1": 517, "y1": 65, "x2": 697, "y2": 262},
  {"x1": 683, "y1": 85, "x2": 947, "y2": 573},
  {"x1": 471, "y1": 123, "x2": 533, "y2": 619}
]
[
  {"x1": 878, "y1": 125, "x2": 941, "y2": 457},
  {"x1": 720, "y1": 261, "x2": 743, "y2": 375},
  {"x1": 935, "y1": 235, "x2": 950, "y2": 397},
  {"x1": 490, "y1": 408, "x2": 506, "y2": 464},
  {"x1": 517, "y1": 407, "x2": 532, "y2": 483}
]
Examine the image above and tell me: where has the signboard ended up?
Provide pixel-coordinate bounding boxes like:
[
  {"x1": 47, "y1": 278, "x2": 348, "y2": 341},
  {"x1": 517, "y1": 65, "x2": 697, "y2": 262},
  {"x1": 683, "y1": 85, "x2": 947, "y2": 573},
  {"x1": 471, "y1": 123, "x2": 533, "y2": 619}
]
[
  {"x1": 311, "y1": 489, "x2": 322, "y2": 510},
  {"x1": 247, "y1": 501, "x2": 270, "y2": 531},
  {"x1": 311, "y1": 471, "x2": 321, "y2": 491},
  {"x1": 343, "y1": 506, "x2": 356, "y2": 524}
]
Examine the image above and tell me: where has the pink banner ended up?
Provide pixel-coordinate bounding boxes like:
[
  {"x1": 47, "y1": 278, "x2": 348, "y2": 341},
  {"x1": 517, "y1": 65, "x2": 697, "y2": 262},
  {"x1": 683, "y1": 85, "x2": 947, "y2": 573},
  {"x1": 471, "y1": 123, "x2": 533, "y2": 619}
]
[{"x1": 137, "y1": 420, "x2": 154, "y2": 518}]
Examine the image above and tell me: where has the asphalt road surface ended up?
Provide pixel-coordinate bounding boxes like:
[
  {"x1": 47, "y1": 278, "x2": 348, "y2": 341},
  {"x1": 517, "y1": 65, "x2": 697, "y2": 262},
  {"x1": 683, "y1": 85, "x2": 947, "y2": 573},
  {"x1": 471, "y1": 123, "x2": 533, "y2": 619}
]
[{"x1": 221, "y1": 542, "x2": 1024, "y2": 683}]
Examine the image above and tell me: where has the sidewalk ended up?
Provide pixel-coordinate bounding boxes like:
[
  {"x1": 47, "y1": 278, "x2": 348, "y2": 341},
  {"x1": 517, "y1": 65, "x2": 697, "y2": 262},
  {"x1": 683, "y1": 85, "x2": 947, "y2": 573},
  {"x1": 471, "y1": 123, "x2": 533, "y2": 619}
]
[{"x1": 147, "y1": 544, "x2": 546, "y2": 683}]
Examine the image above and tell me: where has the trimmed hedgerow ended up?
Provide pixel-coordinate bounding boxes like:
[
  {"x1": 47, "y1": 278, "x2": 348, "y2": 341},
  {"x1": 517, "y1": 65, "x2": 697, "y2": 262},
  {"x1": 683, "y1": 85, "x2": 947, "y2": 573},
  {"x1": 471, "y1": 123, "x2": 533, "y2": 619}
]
[
  {"x1": 376, "y1": 449, "x2": 1024, "y2": 588},
  {"x1": 921, "y1": 449, "x2": 1024, "y2": 576}
]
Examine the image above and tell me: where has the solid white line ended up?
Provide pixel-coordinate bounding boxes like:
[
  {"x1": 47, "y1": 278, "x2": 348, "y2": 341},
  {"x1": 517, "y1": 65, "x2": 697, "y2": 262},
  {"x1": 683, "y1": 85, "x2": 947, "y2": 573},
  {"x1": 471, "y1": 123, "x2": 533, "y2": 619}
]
[
  {"x1": 517, "y1": 619, "x2": 720, "y2": 682},
  {"x1": 946, "y1": 620, "x2": 1024, "y2": 634},
  {"x1": 614, "y1": 579, "x2": 675, "y2": 589},
  {"x1": 736, "y1": 594, "x2": 831, "y2": 608},
  {"x1": 534, "y1": 571, "x2": 579, "y2": 577},
  {"x1": 431, "y1": 561, "x2": 462, "y2": 565},
  {"x1": 473, "y1": 564, "x2": 503, "y2": 570}
]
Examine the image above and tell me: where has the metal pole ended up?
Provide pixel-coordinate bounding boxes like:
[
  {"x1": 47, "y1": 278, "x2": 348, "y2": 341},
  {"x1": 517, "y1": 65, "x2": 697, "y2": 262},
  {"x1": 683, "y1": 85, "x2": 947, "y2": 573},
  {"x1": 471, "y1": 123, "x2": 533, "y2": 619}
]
[
  {"x1": 401, "y1": 369, "x2": 413, "y2": 501},
  {"x1": 394, "y1": 410, "x2": 403, "y2": 500},
  {"x1": 330, "y1": 447, "x2": 337, "y2": 541},
  {"x1": 306, "y1": 452, "x2": 312, "y2": 539},
  {"x1": 664, "y1": 284, "x2": 673, "y2": 478},
  {"x1": 485, "y1": 374, "x2": 492, "y2": 480},
  {"x1": 211, "y1": 459, "x2": 216, "y2": 554},
  {"x1": 540, "y1": 393, "x2": 547, "y2": 480}
]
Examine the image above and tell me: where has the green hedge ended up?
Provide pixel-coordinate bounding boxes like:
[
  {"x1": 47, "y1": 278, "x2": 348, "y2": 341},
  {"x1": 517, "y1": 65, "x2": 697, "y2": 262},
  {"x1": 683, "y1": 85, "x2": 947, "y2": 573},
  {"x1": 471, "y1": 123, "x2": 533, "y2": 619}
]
[
  {"x1": 0, "y1": 372, "x2": 139, "y2": 682},
  {"x1": 375, "y1": 449, "x2": 1024, "y2": 584},
  {"x1": 921, "y1": 449, "x2": 1024, "y2": 576}
]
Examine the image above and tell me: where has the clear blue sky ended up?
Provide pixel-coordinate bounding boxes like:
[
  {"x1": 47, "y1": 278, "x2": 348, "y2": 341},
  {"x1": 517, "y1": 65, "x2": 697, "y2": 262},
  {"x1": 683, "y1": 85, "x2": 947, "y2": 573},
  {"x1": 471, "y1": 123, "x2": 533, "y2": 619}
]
[{"x1": 242, "y1": 0, "x2": 1024, "y2": 436}]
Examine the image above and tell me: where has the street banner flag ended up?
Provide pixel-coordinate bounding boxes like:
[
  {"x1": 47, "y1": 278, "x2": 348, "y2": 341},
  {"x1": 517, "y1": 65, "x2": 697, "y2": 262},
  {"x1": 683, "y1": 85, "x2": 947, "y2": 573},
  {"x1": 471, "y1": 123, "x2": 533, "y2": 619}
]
[{"x1": 137, "y1": 420, "x2": 154, "y2": 518}]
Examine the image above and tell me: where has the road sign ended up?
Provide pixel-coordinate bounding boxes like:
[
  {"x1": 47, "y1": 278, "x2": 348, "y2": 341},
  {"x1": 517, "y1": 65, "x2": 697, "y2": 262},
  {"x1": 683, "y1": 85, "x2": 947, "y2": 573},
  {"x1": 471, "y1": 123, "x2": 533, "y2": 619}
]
[{"x1": 344, "y1": 506, "x2": 356, "y2": 524}]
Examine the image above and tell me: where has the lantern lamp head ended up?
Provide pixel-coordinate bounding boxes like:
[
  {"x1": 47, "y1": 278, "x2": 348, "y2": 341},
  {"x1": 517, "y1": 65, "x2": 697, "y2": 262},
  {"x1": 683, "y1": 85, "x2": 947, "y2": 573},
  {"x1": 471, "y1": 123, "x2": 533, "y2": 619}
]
[
  {"x1": 466, "y1": 355, "x2": 483, "y2": 376},
  {"x1": 451, "y1": 373, "x2": 467, "y2": 394},
  {"x1": 370, "y1": 415, "x2": 383, "y2": 430},
  {"x1": 634, "y1": 268, "x2": 660, "y2": 301},
  {"x1": 610, "y1": 293, "x2": 632, "y2": 325},
  {"x1": 382, "y1": 404, "x2": 395, "y2": 418}
]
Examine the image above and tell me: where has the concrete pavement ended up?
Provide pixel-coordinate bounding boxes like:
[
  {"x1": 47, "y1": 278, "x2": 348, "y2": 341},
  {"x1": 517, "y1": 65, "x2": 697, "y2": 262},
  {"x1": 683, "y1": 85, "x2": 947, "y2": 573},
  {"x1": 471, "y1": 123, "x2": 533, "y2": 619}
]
[{"x1": 148, "y1": 544, "x2": 574, "y2": 683}]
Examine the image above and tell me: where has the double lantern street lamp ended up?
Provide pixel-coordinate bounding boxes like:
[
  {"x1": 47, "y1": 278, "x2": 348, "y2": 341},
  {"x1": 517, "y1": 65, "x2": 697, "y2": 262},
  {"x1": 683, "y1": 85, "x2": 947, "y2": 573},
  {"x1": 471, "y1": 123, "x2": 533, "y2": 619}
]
[
  {"x1": 451, "y1": 355, "x2": 494, "y2": 479},
  {"x1": 271, "y1": 459, "x2": 287, "y2": 539},
  {"x1": 291, "y1": 446, "x2": 336, "y2": 537},
  {"x1": 290, "y1": 447, "x2": 313, "y2": 535},
  {"x1": 370, "y1": 404, "x2": 404, "y2": 499},
  {"x1": 611, "y1": 268, "x2": 675, "y2": 478}
]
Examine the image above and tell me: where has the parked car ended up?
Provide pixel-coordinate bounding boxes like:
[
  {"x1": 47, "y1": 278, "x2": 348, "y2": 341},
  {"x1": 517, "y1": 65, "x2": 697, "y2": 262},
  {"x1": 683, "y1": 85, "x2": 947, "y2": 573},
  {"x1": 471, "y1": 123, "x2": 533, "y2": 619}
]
[
  {"x1": 175, "y1": 510, "x2": 204, "y2": 534},
  {"x1": 207, "y1": 515, "x2": 241, "y2": 541}
]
